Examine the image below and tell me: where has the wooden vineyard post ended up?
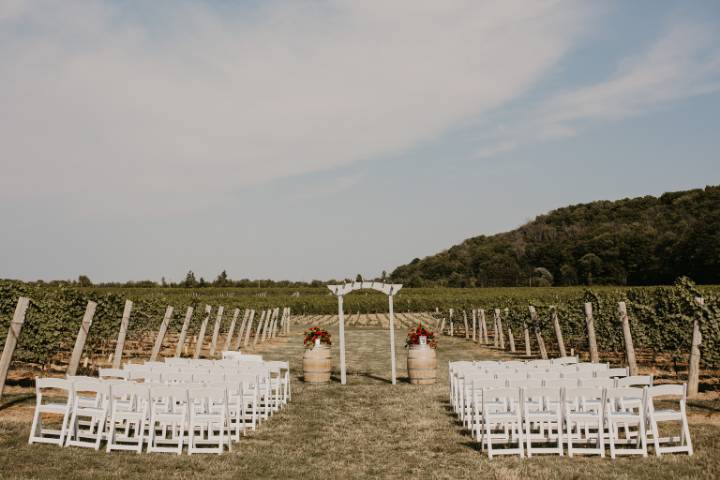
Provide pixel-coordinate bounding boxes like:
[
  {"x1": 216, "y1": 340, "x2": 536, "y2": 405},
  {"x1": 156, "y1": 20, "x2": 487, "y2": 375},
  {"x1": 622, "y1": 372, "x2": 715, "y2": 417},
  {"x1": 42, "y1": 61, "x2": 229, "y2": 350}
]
[
  {"x1": 528, "y1": 306, "x2": 548, "y2": 360},
  {"x1": 584, "y1": 302, "x2": 600, "y2": 363},
  {"x1": 492, "y1": 310, "x2": 499, "y2": 348},
  {"x1": 495, "y1": 309, "x2": 505, "y2": 350},
  {"x1": 616, "y1": 302, "x2": 638, "y2": 376},
  {"x1": 223, "y1": 308, "x2": 240, "y2": 352},
  {"x1": 264, "y1": 308, "x2": 273, "y2": 341},
  {"x1": 449, "y1": 309, "x2": 454, "y2": 337},
  {"x1": 523, "y1": 319, "x2": 532, "y2": 357},
  {"x1": 235, "y1": 309, "x2": 250, "y2": 349},
  {"x1": 463, "y1": 310, "x2": 469, "y2": 339},
  {"x1": 67, "y1": 301, "x2": 97, "y2": 376},
  {"x1": 263, "y1": 308, "x2": 274, "y2": 341},
  {"x1": 508, "y1": 326, "x2": 516, "y2": 353},
  {"x1": 439, "y1": 317, "x2": 446, "y2": 336},
  {"x1": 0, "y1": 297, "x2": 30, "y2": 400},
  {"x1": 550, "y1": 306, "x2": 566, "y2": 358},
  {"x1": 175, "y1": 307, "x2": 194, "y2": 358},
  {"x1": 472, "y1": 309, "x2": 477, "y2": 342},
  {"x1": 270, "y1": 308, "x2": 280, "y2": 339},
  {"x1": 242, "y1": 310, "x2": 256, "y2": 348},
  {"x1": 150, "y1": 306, "x2": 174, "y2": 361},
  {"x1": 254, "y1": 310, "x2": 267, "y2": 347},
  {"x1": 480, "y1": 309, "x2": 489, "y2": 344},
  {"x1": 266, "y1": 308, "x2": 274, "y2": 340},
  {"x1": 275, "y1": 307, "x2": 282, "y2": 337},
  {"x1": 112, "y1": 300, "x2": 133, "y2": 369},
  {"x1": 286, "y1": 307, "x2": 292, "y2": 335},
  {"x1": 209, "y1": 306, "x2": 224, "y2": 357},
  {"x1": 234, "y1": 309, "x2": 249, "y2": 349},
  {"x1": 688, "y1": 297, "x2": 704, "y2": 397},
  {"x1": 260, "y1": 309, "x2": 270, "y2": 342},
  {"x1": 477, "y1": 310, "x2": 485, "y2": 344},
  {"x1": 194, "y1": 305, "x2": 212, "y2": 359}
]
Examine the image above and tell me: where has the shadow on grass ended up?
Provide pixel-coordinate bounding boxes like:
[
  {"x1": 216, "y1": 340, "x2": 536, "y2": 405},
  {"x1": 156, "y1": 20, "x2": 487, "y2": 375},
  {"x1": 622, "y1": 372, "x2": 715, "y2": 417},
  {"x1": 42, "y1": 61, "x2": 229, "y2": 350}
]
[{"x1": 0, "y1": 393, "x2": 34, "y2": 412}]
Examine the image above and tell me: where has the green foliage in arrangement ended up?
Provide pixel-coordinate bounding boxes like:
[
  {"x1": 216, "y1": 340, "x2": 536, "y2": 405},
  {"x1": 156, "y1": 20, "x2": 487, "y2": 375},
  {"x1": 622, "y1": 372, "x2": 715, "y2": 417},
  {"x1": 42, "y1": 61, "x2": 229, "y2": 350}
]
[
  {"x1": 390, "y1": 185, "x2": 720, "y2": 287},
  {"x1": 0, "y1": 279, "x2": 718, "y2": 368}
]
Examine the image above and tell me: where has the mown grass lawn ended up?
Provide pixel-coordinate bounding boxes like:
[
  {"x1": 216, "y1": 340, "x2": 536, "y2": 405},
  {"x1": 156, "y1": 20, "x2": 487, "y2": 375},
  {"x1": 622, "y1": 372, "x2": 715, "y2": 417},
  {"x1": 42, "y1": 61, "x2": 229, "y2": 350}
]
[{"x1": 1, "y1": 324, "x2": 718, "y2": 479}]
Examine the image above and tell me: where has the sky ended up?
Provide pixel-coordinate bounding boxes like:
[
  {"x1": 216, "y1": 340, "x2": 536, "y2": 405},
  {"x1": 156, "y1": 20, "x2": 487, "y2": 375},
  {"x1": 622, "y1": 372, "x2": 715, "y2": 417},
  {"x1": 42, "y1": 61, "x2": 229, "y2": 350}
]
[{"x1": 1, "y1": 0, "x2": 720, "y2": 283}]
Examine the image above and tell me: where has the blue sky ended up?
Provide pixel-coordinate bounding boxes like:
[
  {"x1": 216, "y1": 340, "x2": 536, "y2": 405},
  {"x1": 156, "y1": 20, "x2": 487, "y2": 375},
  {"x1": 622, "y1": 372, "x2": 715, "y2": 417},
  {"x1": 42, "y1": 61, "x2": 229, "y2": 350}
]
[{"x1": 1, "y1": 0, "x2": 719, "y2": 283}]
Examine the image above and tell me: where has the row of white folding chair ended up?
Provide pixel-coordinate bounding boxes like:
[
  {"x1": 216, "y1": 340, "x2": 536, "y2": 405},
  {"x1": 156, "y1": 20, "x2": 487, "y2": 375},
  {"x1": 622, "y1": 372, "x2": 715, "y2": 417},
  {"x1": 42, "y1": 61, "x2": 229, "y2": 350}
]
[
  {"x1": 125, "y1": 361, "x2": 290, "y2": 412},
  {"x1": 471, "y1": 383, "x2": 692, "y2": 459},
  {"x1": 69, "y1": 373, "x2": 268, "y2": 433},
  {"x1": 29, "y1": 377, "x2": 266, "y2": 454},
  {"x1": 110, "y1": 365, "x2": 288, "y2": 422},
  {"x1": 457, "y1": 373, "x2": 648, "y2": 430},
  {"x1": 450, "y1": 362, "x2": 617, "y2": 414},
  {"x1": 221, "y1": 352, "x2": 264, "y2": 362}
]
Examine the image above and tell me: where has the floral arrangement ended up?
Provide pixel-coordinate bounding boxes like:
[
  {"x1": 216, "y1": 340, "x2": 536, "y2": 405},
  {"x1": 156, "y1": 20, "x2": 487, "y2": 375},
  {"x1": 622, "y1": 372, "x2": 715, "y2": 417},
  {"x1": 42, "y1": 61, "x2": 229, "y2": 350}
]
[
  {"x1": 304, "y1": 326, "x2": 331, "y2": 348},
  {"x1": 405, "y1": 323, "x2": 437, "y2": 349}
]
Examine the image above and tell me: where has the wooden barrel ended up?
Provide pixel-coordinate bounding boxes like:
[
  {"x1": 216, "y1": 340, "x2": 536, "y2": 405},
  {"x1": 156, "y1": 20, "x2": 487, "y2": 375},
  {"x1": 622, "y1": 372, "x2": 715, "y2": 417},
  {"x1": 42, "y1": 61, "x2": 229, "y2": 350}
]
[
  {"x1": 303, "y1": 346, "x2": 331, "y2": 383},
  {"x1": 407, "y1": 345, "x2": 437, "y2": 384}
]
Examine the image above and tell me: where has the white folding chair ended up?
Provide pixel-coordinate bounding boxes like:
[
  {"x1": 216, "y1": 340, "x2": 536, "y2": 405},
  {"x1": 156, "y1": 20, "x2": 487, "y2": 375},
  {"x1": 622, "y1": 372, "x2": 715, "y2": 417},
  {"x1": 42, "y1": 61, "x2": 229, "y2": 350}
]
[
  {"x1": 553, "y1": 356, "x2": 579, "y2": 365},
  {"x1": 165, "y1": 372, "x2": 194, "y2": 385},
  {"x1": 605, "y1": 387, "x2": 648, "y2": 458},
  {"x1": 595, "y1": 367, "x2": 629, "y2": 379},
  {"x1": 98, "y1": 368, "x2": 129, "y2": 380},
  {"x1": 468, "y1": 378, "x2": 506, "y2": 439},
  {"x1": 617, "y1": 375, "x2": 653, "y2": 388},
  {"x1": 28, "y1": 377, "x2": 74, "y2": 446},
  {"x1": 65, "y1": 379, "x2": 110, "y2": 450},
  {"x1": 481, "y1": 387, "x2": 524, "y2": 458},
  {"x1": 266, "y1": 361, "x2": 291, "y2": 406},
  {"x1": 147, "y1": 385, "x2": 189, "y2": 454},
  {"x1": 522, "y1": 387, "x2": 563, "y2": 457},
  {"x1": 508, "y1": 378, "x2": 541, "y2": 389},
  {"x1": 106, "y1": 383, "x2": 150, "y2": 453},
  {"x1": 187, "y1": 386, "x2": 232, "y2": 454},
  {"x1": 564, "y1": 387, "x2": 605, "y2": 457},
  {"x1": 463, "y1": 374, "x2": 497, "y2": 430},
  {"x1": 579, "y1": 377, "x2": 615, "y2": 389},
  {"x1": 646, "y1": 384, "x2": 693, "y2": 456},
  {"x1": 543, "y1": 378, "x2": 579, "y2": 389}
]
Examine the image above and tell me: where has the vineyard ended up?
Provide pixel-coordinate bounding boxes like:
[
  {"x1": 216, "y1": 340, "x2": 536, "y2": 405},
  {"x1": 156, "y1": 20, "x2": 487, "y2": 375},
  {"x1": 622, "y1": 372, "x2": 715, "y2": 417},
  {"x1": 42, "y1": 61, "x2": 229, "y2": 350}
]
[{"x1": 1, "y1": 279, "x2": 719, "y2": 380}]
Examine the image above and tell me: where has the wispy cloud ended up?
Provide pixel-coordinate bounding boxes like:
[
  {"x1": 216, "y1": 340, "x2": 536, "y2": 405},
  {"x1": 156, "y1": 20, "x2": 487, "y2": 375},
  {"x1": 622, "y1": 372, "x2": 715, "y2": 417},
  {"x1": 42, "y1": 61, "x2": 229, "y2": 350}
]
[
  {"x1": 476, "y1": 20, "x2": 720, "y2": 157},
  {"x1": 0, "y1": 0, "x2": 594, "y2": 208}
]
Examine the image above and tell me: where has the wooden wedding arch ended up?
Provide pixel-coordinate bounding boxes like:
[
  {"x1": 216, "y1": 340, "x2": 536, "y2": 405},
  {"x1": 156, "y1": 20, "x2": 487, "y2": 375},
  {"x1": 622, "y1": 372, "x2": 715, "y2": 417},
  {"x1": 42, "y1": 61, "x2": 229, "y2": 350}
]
[{"x1": 327, "y1": 282, "x2": 403, "y2": 385}]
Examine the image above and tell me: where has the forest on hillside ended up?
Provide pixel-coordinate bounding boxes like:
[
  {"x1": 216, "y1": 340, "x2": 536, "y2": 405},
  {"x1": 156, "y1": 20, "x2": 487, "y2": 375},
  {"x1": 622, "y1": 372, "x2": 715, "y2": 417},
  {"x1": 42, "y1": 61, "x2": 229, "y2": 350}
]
[{"x1": 390, "y1": 185, "x2": 720, "y2": 287}]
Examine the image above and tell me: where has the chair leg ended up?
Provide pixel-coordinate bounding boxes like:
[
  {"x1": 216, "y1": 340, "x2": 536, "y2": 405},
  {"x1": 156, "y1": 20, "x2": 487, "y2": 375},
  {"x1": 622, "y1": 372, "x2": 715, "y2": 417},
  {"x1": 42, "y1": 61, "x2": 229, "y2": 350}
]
[
  {"x1": 650, "y1": 418, "x2": 661, "y2": 457},
  {"x1": 682, "y1": 415, "x2": 693, "y2": 456},
  {"x1": 525, "y1": 417, "x2": 532, "y2": 457},
  {"x1": 28, "y1": 409, "x2": 41, "y2": 445},
  {"x1": 106, "y1": 415, "x2": 116, "y2": 452},
  {"x1": 608, "y1": 419, "x2": 616, "y2": 459}
]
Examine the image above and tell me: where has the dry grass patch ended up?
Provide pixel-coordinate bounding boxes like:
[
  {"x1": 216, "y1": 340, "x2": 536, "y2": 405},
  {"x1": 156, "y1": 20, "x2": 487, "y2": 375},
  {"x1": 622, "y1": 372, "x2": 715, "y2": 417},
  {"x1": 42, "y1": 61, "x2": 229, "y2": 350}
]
[{"x1": 1, "y1": 323, "x2": 719, "y2": 479}]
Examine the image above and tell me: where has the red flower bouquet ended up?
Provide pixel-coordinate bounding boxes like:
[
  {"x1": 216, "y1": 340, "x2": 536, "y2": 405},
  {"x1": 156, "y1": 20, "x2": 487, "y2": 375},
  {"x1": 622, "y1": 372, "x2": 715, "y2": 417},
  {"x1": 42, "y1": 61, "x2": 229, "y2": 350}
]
[
  {"x1": 304, "y1": 326, "x2": 331, "y2": 349},
  {"x1": 405, "y1": 323, "x2": 437, "y2": 349}
]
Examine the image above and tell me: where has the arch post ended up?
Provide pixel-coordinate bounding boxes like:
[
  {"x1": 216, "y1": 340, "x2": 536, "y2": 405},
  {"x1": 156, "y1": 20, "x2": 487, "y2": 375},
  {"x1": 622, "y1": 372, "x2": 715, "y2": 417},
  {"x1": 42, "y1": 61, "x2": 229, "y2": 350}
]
[
  {"x1": 388, "y1": 292, "x2": 397, "y2": 385},
  {"x1": 338, "y1": 294, "x2": 347, "y2": 385}
]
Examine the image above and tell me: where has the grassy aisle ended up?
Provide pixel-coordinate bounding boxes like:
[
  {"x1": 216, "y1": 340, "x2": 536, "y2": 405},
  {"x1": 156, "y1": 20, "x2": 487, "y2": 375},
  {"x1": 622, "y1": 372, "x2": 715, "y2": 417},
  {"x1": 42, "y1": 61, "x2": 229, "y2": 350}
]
[{"x1": 0, "y1": 326, "x2": 718, "y2": 479}]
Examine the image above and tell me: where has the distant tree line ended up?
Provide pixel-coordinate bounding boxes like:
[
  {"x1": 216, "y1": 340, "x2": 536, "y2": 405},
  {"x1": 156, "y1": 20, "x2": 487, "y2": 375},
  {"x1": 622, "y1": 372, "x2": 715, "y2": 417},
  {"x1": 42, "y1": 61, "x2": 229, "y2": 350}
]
[
  {"x1": 13, "y1": 270, "x2": 391, "y2": 289},
  {"x1": 390, "y1": 185, "x2": 720, "y2": 287}
]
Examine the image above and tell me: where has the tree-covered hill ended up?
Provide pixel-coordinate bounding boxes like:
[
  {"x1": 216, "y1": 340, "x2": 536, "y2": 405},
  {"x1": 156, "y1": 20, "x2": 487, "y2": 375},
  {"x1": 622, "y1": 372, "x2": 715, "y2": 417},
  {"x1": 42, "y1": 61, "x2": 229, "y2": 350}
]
[{"x1": 390, "y1": 185, "x2": 720, "y2": 287}]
